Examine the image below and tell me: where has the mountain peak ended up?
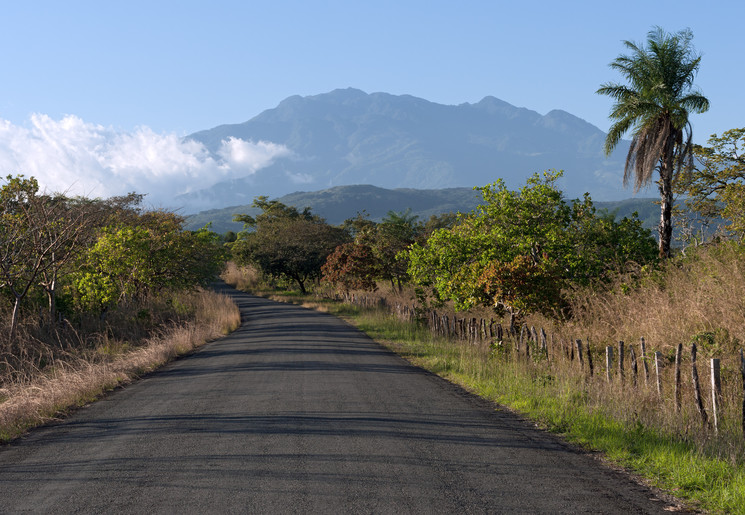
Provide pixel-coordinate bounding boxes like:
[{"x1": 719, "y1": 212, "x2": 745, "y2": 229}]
[{"x1": 182, "y1": 88, "x2": 630, "y2": 211}]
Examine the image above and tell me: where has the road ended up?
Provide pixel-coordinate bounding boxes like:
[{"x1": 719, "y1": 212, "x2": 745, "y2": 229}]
[{"x1": 0, "y1": 285, "x2": 679, "y2": 513}]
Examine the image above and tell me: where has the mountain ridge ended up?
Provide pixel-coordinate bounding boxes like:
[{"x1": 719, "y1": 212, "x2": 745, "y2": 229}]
[
  {"x1": 180, "y1": 88, "x2": 632, "y2": 211},
  {"x1": 184, "y1": 183, "x2": 658, "y2": 235}
]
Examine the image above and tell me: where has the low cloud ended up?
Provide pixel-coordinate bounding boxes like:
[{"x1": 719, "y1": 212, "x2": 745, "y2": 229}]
[{"x1": 0, "y1": 114, "x2": 291, "y2": 208}]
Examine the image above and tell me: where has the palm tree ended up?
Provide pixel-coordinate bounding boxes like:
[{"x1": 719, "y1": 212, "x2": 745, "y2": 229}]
[{"x1": 598, "y1": 27, "x2": 709, "y2": 257}]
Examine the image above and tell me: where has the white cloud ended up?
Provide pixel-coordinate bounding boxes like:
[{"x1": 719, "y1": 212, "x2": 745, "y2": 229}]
[{"x1": 0, "y1": 114, "x2": 291, "y2": 209}]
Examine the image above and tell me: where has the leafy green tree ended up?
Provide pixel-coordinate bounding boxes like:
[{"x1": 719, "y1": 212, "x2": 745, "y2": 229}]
[
  {"x1": 232, "y1": 198, "x2": 349, "y2": 293},
  {"x1": 597, "y1": 27, "x2": 709, "y2": 258},
  {"x1": 406, "y1": 171, "x2": 657, "y2": 316},
  {"x1": 372, "y1": 209, "x2": 421, "y2": 292},
  {"x1": 675, "y1": 128, "x2": 745, "y2": 239},
  {"x1": 74, "y1": 213, "x2": 227, "y2": 314}
]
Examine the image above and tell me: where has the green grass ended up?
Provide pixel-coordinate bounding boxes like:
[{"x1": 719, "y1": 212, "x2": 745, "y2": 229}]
[{"x1": 265, "y1": 290, "x2": 745, "y2": 514}]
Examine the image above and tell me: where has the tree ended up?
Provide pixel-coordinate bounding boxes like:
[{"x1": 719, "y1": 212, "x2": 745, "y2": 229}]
[
  {"x1": 0, "y1": 176, "x2": 103, "y2": 338},
  {"x1": 373, "y1": 209, "x2": 421, "y2": 292},
  {"x1": 321, "y1": 242, "x2": 379, "y2": 293},
  {"x1": 674, "y1": 128, "x2": 745, "y2": 239},
  {"x1": 406, "y1": 171, "x2": 657, "y2": 316},
  {"x1": 597, "y1": 27, "x2": 709, "y2": 258},
  {"x1": 232, "y1": 198, "x2": 350, "y2": 293},
  {"x1": 74, "y1": 213, "x2": 227, "y2": 314}
]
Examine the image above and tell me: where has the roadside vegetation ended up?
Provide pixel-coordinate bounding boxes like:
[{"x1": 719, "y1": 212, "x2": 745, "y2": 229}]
[{"x1": 0, "y1": 175, "x2": 238, "y2": 441}]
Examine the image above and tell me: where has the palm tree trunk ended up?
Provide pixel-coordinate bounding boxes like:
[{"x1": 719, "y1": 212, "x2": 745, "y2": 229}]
[
  {"x1": 658, "y1": 137, "x2": 676, "y2": 258},
  {"x1": 659, "y1": 179, "x2": 674, "y2": 258}
]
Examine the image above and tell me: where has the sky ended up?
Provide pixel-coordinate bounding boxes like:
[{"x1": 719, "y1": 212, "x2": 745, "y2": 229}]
[{"x1": 0, "y1": 0, "x2": 742, "y2": 207}]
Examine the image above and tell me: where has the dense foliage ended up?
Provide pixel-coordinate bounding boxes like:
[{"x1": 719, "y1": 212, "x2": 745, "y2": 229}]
[
  {"x1": 321, "y1": 209, "x2": 451, "y2": 293},
  {"x1": 675, "y1": 128, "x2": 745, "y2": 240},
  {"x1": 405, "y1": 171, "x2": 657, "y2": 316},
  {"x1": 231, "y1": 197, "x2": 350, "y2": 293},
  {"x1": 0, "y1": 174, "x2": 228, "y2": 339}
]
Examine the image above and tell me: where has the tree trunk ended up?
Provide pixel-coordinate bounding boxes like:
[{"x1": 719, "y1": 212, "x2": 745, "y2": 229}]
[
  {"x1": 658, "y1": 136, "x2": 676, "y2": 258},
  {"x1": 45, "y1": 271, "x2": 58, "y2": 326},
  {"x1": 10, "y1": 296, "x2": 21, "y2": 341}
]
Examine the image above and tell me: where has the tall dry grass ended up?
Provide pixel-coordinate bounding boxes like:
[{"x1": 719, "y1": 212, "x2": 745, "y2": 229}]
[
  {"x1": 0, "y1": 288, "x2": 240, "y2": 441},
  {"x1": 517, "y1": 241, "x2": 745, "y2": 463},
  {"x1": 221, "y1": 261, "x2": 264, "y2": 291}
]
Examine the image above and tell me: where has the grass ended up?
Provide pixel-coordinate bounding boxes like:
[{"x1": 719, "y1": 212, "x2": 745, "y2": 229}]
[
  {"x1": 0, "y1": 288, "x2": 240, "y2": 442},
  {"x1": 254, "y1": 286, "x2": 745, "y2": 514}
]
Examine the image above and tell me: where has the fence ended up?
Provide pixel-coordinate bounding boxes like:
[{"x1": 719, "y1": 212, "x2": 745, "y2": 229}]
[{"x1": 342, "y1": 293, "x2": 745, "y2": 436}]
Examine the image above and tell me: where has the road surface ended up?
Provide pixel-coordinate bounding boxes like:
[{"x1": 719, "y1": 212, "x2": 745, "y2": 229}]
[{"x1": 0, "y1": 285, "x2": 680, "y2": 513}]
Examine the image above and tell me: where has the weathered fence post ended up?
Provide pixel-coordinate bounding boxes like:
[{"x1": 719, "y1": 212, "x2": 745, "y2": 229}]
[
  {"x1": 518, "y1": 325, "x2": 527, "y2": 355},
  {"x1": 509, "y1": 313, "x2": 516, "y2": 337},
  {"x1": 606, "y1": 346, "x2": 613, "y2": 383},
  {"x1": 540, "y1": 328, "x2": 548, "y2": 358},
  {"x1": 691, "y1": 343, "x2": 708, "y2": 427},
  {"x1": 655, "y1": 351, "x2": 663, "y2": 397},
  {"x1": 570, "y1": 338, "x2": 575, "y2": 361},
  {"x1": 711, "y1": 358, "x2": 722, "y2": 434},
  {"x1": 641, "y1": 337, "x2": 650, "y2": 386},
  {"x1": 575, "y1": 339, "x2": 584, "y2": 371},
  {"x1": 629, "y1": 344, "x2": 638, "y2": 387},
  {"x1": 674, "y1": 343, "x2": 683, "y2": 412},
  {"x1": 618, "y1": 341, "x2": 625, "y2": 382}
]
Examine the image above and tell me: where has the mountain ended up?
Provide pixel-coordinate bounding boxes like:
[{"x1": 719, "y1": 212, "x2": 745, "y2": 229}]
[
  {"x1": 180, "y1": 88, "x2": 634, "y2": 211},
  {"x1": 184, "y1": 183, "x2": 658, "y2": 236}
]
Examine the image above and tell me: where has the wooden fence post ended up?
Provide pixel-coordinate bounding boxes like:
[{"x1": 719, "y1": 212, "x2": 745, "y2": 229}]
[
  {"x1": 711, "y1": 358, "x2": 722, "y2": 434},
  {"x1": 570, "y1": 338, "x2": 575, "y2": 361},
  {"x1": 654, "y1": 351, "x2": 663, "y2": 397},
  {"x1": 606, "y1": 346, "x2": 613, "y2": 383},
  {"x1": 641, "y1": 337, "x2": 650, "y2": 386},
  {"x1": 509, "y1": 313, "x2": 516, "y2": 337},
  {"x1": 575, "y1": 339, "x2": 584, "y2": 371},
  {"x1": 629, "y1": 344, "x2": 638, "y2": 387},
  {"x1": 618, "y1": 340, "x2": 625, "y2": 382},
  {"x1": 691, "y1": 343, "x2": 708, "y2": 427},
  {"x1": 674, "y1": 343, "x2": 683, "y2": 412},
  {"x1": 519, "y1": 325, "x2": 526, "y2": 355},
  {"x1": 540, "y1": 328, "x2": 548, "y2": 358}
]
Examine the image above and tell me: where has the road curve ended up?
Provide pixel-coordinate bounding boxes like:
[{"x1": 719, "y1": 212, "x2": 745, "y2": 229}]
[{"x1": 0, "y1": 285, "x2": 679, "y2": 513}]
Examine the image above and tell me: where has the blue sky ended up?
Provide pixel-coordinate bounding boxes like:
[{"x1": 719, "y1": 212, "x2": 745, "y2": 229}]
[{"x1": 0, "y1": 0, "x2": 742, "y2": 205}]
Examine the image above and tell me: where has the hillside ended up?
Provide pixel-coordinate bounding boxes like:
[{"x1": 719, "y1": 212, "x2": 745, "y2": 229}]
[
  {"x1": 179, "y1": 88, "x2": 635, "y2": 211},
  {"x1": 185, "y1": 184, "x2": 657, "y2": 234}
]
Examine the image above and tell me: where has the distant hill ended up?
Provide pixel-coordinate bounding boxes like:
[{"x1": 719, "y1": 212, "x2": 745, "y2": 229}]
[
  {"x1": 185, "y1": 185, "x2": 482, "y2": 234},
  {"x1": 185, "y1": 184, "x2": 657, "y2": 235},
  {"x1": 180, "y1": 88, "x2": 636, "y2": 212}
]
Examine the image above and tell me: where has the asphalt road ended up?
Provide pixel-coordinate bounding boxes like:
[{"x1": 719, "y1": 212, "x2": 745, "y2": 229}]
[{"x1": 0, "y1": 285, "x2": 680, "y2": 513}]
